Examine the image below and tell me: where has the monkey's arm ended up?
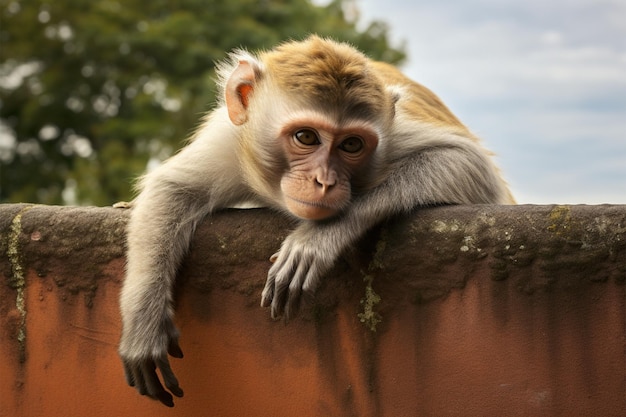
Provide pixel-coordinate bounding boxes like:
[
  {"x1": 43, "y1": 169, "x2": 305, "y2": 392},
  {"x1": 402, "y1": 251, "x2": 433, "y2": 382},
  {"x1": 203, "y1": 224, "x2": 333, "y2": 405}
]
[
  {"x1": 119, "y1": 112, "x2": 247, "y2": 406},
  {"x1": 119, "y1": 177, "x2": 206, "y2": 406},
  {"x1": 262, "y1": 137, "x2": 510, "y2": 319}
]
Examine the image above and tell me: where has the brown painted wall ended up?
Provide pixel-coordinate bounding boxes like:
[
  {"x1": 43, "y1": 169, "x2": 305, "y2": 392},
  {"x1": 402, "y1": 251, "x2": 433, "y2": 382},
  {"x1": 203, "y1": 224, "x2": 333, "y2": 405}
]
[{"x1": 1, "y1": 204, "x2": 625, "y2": 416}]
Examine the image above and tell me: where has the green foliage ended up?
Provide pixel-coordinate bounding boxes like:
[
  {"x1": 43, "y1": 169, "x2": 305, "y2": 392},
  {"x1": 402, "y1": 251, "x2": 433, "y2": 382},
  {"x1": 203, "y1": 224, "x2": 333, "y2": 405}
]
[{"x1": 0, "y1": 0, "x2": 405, "y2": 205}]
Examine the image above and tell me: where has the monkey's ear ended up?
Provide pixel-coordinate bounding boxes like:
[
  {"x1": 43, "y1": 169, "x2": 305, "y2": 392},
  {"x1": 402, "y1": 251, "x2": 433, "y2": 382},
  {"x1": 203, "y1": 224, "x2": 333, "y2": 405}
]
[
  {"x1": 387, "y1": 85, "x2": 402, "y2": 105},
  {"x1": 225, "y1": 60, "x2": 256, "y2": 126}
]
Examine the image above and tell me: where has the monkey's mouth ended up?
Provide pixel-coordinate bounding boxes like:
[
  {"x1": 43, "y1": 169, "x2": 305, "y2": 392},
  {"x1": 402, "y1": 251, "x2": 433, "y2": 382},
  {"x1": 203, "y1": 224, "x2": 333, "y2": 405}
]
[
  {"x1": 286, "y1": 196, "x2": 330, "y2": 208},
  {"x1": 284, "y1": 196, "x2": 340, "y2": 220}
]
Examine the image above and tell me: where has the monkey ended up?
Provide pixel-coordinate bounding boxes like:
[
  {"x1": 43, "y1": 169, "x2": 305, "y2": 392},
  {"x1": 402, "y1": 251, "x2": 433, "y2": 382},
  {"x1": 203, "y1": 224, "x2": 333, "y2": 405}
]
[{"x1": 118, "y1": 35, "x2": 515, "y2": 407}]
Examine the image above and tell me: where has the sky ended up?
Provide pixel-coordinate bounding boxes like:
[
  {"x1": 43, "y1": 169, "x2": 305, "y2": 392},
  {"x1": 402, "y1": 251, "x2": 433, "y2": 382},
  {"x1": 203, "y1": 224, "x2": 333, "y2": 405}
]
[{"x1": 354, "y1": 0, "x2": 626, "y2": 204}]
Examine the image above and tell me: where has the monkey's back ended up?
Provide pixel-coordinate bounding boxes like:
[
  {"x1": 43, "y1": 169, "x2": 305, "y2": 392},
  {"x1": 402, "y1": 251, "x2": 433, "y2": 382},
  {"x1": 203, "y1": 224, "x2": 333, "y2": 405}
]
[{"x1": 371, "y1": 61, "x2": 472, "y2": 136}]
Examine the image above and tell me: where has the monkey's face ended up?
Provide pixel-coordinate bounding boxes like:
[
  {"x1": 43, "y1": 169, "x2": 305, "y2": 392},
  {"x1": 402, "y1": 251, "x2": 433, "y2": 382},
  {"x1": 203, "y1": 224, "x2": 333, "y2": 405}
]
[{"x1": 278, "y1": 114, "x2": 379, "y2": 220}]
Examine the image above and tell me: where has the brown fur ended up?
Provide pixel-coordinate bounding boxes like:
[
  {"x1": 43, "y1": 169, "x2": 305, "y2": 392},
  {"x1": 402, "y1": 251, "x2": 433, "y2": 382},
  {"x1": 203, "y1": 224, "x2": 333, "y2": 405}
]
[
  {"x1": 370, "y1": 61, "x2": 470, "y2": 134},
  {"x1": 262, "y1": 36, "x2": 394, "y2": 124}
]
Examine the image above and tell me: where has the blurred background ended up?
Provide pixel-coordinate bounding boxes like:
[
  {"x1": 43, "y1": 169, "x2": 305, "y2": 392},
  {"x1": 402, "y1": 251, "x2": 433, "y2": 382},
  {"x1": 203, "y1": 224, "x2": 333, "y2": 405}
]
[{"x1": 1, "y1": 0, "x2": 624, "y2": 206}]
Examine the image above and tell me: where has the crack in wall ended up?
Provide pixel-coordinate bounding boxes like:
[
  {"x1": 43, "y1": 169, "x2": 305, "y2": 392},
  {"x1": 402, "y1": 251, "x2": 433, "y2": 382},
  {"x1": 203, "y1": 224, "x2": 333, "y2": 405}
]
[{"x1": 7, "y1": 205, "x2": 33, "y2": 363}]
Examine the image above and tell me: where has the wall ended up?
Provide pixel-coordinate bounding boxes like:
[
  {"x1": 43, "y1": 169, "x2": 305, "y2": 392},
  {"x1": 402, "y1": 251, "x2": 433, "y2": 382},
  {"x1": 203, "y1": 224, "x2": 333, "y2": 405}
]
[{"x1": 1, "y1": 204, "x2": 624, "y2": 417}]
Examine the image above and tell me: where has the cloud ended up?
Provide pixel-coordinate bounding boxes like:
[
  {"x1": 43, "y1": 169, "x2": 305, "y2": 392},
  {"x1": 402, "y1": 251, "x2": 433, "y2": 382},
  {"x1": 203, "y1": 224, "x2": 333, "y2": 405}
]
[{"x1": 358, "y1": 0, "x2": 626, "y2": 203}]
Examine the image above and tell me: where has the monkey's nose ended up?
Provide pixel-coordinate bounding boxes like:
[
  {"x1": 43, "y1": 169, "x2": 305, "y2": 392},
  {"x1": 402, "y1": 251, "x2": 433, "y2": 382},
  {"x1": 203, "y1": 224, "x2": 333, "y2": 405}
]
[{"x1": 314, "y1": 176, "x2": 336, "y2": 193}]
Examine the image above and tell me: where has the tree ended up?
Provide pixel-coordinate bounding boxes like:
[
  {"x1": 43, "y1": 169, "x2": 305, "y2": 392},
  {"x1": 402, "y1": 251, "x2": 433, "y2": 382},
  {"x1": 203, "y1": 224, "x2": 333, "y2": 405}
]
[{"x1": 0, "y1": 0, "x2": 405, "y2": 205}]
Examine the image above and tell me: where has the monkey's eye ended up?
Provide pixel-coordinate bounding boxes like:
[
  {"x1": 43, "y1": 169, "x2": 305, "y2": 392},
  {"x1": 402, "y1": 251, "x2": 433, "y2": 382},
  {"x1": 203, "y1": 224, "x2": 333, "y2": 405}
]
[
  {"x1": 294, "y1": 129, "x2": 320, "y2": 146},
  {"x1": 339, "y1": 136, "x2": 364, "y2": 153}
]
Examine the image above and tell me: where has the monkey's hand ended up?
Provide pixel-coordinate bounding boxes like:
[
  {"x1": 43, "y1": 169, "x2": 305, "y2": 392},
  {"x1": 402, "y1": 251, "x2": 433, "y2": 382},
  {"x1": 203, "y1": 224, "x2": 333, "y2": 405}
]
[
  {"x1": 261, "y1": 221, "x2": 343, "y2": 320},
  {"x1": 118, "y1": 318, "x2": 184, "y2": 407}
]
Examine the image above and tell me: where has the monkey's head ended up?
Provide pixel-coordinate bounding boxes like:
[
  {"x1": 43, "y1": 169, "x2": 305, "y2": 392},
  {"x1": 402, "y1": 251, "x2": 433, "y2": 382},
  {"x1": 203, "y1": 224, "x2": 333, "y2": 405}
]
[{"x1": 221, "y1": 36, "x2": 395, "y2": 221}]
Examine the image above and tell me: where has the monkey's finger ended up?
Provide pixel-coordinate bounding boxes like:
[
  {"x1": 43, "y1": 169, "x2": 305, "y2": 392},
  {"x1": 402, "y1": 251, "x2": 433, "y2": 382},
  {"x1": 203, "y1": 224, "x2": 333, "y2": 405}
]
[
  {"x1": 269, "y1": 251, "x2": 280, "y2": 263},
  {"x1": 155, "y1": 389, "x2": 174, "y2": 408},
  {"x1": 141, "y1": 361, "x2": 174, "y2": 407},
  {"x1": 270, "y1": 281, "x2": 288, "y2": 319},
  {"x1": 261, "y1": 274, "x2": 275, "y2": 307},
  {"x1": 284, "y1": 262, "x2": 307, "y2": 320},
  {"x1": 168, "y1": 339, "x2": 184, "y2": 359},
  {"x1": 265, "y1": 250, "x2": 301, "y2": 313},
  {"x1": 156, "y1": 357, "x2": 184, "y2": 398},
  {"x1": 122, "y1": 361, "x2": 136, "y2": 387},
  {"x1": 136, "y1": 361, "x2": 155, "y2": 397},
  {"x1": 132, "y1": 364, "x2": 148, "y2": 395},
  {"x1": 284, "y1": 288, "x2": 301, "y2": 322}
]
